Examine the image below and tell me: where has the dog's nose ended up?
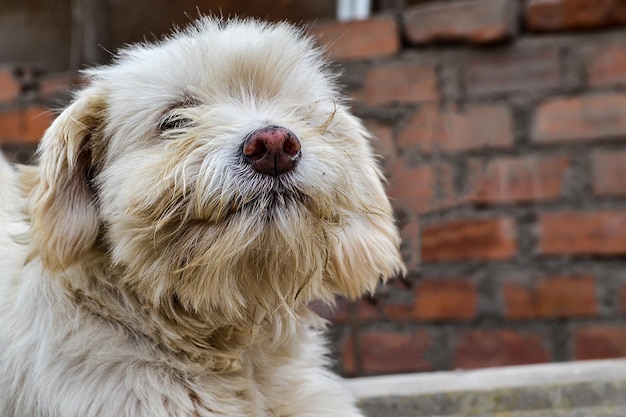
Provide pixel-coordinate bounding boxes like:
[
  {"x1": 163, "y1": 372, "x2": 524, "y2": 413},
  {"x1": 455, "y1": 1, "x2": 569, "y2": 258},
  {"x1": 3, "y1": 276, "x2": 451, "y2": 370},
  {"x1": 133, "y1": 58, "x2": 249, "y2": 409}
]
[{"x1": 242, "y1": 126, "x2": 301, "y2": 176}]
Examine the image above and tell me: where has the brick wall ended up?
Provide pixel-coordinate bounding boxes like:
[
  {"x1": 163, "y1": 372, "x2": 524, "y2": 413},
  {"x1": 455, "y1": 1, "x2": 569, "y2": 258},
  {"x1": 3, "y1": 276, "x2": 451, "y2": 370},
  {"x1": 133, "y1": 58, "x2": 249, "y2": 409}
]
[
  {"x1": 3, "y1": 0, "x2": 626, "y2": 377},
  {"x1": 309, "y1": 0, "x2": 626, "y2": 376}
]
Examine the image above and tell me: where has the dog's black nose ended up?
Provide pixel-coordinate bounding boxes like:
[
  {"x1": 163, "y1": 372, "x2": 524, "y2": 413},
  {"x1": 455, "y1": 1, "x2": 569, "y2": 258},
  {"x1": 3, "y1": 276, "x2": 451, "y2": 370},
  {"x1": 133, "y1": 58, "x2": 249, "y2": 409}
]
[{"x1": 242, "y1": 126, "x2": 301, "y2": 176}]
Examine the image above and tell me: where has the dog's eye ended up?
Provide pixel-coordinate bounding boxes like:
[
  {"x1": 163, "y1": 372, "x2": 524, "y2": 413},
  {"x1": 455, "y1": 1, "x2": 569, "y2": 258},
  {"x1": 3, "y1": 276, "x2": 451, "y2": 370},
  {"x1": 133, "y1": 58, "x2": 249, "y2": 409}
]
[{"x1": 158, "y1": 115, "x2": 193, "y2": 132}]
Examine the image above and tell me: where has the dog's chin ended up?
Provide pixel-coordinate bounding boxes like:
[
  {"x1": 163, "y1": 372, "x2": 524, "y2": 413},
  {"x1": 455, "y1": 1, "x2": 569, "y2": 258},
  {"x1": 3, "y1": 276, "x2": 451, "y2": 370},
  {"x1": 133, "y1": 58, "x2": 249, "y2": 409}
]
[{"x1": 137, "y1": 197, "x2": 335, "y2": 325}]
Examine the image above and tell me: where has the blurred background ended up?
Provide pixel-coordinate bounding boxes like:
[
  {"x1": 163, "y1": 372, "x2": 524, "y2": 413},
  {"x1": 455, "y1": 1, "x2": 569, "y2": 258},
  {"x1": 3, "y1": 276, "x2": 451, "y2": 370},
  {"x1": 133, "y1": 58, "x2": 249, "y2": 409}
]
[{"x1": 2, "y1": 0, "x2": 626, "y2": 378}]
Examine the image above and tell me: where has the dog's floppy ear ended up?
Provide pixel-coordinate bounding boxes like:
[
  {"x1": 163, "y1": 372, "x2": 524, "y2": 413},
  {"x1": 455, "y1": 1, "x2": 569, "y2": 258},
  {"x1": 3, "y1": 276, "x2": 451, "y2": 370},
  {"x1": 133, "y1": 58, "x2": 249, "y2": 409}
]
[
  {"x1": 28, "y1": 88, "x2": 107, "y2": 271},
  {"x1": 329, "y1": 183, "x2": 405, "y2": 299},
  {"x1": 321, "y1": 112, "x2": 406, "y2": 298}
]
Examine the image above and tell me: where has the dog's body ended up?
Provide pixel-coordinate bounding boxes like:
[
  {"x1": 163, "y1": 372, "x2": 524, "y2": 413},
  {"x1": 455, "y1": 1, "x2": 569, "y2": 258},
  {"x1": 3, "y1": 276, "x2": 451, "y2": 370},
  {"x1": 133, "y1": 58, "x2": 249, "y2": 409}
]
[{"x1": 0, "y1": 18, "x2": 404, "y2": 416}]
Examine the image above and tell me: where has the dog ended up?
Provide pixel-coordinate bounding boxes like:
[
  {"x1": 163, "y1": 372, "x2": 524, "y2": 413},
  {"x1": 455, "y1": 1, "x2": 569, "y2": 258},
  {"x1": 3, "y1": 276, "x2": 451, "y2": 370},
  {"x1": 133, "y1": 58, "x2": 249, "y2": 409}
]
[{"x1": 0, "y1": 17, "x2": 404, "y2": 416}]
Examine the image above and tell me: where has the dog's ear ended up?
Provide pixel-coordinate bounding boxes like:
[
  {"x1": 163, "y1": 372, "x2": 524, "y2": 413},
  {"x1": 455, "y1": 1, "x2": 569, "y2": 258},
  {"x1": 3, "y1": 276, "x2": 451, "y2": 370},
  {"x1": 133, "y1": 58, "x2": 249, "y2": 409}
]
[
  {"x1": 330, "y1": 114, "x2": 406, "y2": 299},
  {"x1": 28, "y1": 88, "x2": 107, "y2": 271},
  {"x1": 329, "y1": 188, "x2": 405, "y2": 299}
]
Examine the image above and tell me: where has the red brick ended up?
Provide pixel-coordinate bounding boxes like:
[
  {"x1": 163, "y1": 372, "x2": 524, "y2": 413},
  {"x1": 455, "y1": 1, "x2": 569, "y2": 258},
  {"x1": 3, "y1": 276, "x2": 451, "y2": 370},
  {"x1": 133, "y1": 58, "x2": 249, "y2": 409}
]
[
  {"x1": 341, "y1": 335, "x2": 357, "y2": 375},
  {"x1": 363, "y1": 119, "x2": 395, "y2": 177},
  {"x1": 421, "y1": 217, "x2": 517, "y2": 262},
  {"x1": 0, "y1": 67, "x2": 21, "y2": 103},
  {"x1": 0, "y1": 106, "x2": 54, "y2": 145},
  {"x1": 397, "y1": 104, "x2": 514, "y2": 154},
  {"x1": 414, "y1": 279, "x2": 477, "y2": 321},
  {"x1": 307, "y1": 17, "x2": 400, "y2": 62},
  {"x1": 387, "y1": 159, "x2": 454, "y2": 215},
  {"x1": 538, "y1": 211, "x2": 626, "y2": 256},
  {"x1": 355, "y1": 63, "x2": 438, "y2": 106},
  {"x1": 527, "y1": 0, "x2": 626, "y2": 32},
  {"x1": 404, "y1": 0, "x2": 518, "y2": 45},
  {"x1": 342, "y1": 331, "x2": 432, "y2": 375},
  {"x1": 454, "y1": 329, "x2": 550, "y2": 369},
  {"x1": 469, "y1": 155, "x2": 570, "y2": 204},
  {"x1": 503, "y1": 276, "x2": 598, "y2": 319},
  {"x1": 464, "y1": 48, "x2": 560, "y2": 97},
  {"x1": 574, "y1": 325, "x2": 626, "y2": 360},
  {"x1": 387, "y1": 161, "x2": 436, "y2": 215},
  {"x1": 532, "y1": 93, "x2": 626, "y2": 143},
  {"x1": 591, "y1": 150, "x2": 626, "y2": 196},
  {"x1": 587, "y1": 44, "x2": 626, "y2": 87},
  {"x1": 383, "y1": 301, "x2": 414, "y2": 322},
  {"x1": 385, "y1": 278, "x2": 477, "y2": 322}
]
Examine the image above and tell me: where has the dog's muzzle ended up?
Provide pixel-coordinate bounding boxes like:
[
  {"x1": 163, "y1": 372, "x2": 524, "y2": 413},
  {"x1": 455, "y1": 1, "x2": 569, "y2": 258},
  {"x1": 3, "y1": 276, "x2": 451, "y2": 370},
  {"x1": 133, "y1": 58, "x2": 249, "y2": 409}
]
[{"x1": 242, "y1": 126, "x2": 301, "y2": 177}]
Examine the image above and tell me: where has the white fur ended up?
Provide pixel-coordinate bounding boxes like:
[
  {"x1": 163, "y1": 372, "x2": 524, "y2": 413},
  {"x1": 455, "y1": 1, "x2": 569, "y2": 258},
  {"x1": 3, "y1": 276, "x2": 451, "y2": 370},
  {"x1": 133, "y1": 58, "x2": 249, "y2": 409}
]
[
  {"x1": 0, "y1": 154, "x2": 15, "y2": 215},
  {"x1": 0, "y1": 18, "x2": 404, "y2": 416}
]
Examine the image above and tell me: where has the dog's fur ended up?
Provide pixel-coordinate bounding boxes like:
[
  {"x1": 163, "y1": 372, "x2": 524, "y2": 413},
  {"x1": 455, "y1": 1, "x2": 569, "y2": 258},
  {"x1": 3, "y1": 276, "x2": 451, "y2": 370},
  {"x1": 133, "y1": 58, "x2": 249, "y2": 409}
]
[{"x1": 0, "y1": 18, "x2": 404, "y2": 416}]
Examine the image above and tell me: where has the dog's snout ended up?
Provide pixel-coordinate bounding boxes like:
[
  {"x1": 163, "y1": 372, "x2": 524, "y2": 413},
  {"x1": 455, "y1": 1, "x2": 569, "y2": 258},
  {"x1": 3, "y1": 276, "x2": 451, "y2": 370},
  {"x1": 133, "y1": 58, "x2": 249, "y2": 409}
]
[{"x1": 242, "y1": 126, "x2": 301, "y2": 177}]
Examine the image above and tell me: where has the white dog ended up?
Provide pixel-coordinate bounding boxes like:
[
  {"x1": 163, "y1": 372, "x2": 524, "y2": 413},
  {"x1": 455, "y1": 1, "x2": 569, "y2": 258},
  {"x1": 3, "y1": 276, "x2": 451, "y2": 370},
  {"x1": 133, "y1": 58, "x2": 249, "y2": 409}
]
[{"x1": 0, "y1": 18, "x2": 404, "y2": 417}]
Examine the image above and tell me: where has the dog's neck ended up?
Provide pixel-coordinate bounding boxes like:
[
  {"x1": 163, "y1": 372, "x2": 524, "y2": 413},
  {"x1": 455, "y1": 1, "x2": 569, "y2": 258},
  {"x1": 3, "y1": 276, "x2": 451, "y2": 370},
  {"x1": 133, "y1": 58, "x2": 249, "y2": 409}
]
[{"x1": 57, "y1": 256, "x2": 313, "y2": 374}]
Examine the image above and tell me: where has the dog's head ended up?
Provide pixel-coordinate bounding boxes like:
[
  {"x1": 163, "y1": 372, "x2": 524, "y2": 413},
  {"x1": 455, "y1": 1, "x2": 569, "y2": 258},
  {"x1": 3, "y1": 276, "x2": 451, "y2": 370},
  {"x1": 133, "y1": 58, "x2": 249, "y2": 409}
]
[{"x1": 28, "y1": 18, "x2": 404, "y2": 322}]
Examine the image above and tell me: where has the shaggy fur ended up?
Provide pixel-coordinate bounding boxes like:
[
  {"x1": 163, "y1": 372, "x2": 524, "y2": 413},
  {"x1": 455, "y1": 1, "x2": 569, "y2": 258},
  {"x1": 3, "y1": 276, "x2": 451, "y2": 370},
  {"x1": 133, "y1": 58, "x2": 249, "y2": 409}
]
[{"x1": 0, "y1": 18, "x2": 404, "y2": 417}]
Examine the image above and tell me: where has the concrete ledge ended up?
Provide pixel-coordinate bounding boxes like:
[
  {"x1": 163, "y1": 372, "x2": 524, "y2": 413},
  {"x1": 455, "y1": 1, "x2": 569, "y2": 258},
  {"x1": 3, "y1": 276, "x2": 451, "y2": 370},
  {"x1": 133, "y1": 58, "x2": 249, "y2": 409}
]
[
  {"x1": 346, "y1": 359, "x2": 626, "y2": 399},
  {"x1": 346, "y1": 360, "x2": 626, "y2": 417}
]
